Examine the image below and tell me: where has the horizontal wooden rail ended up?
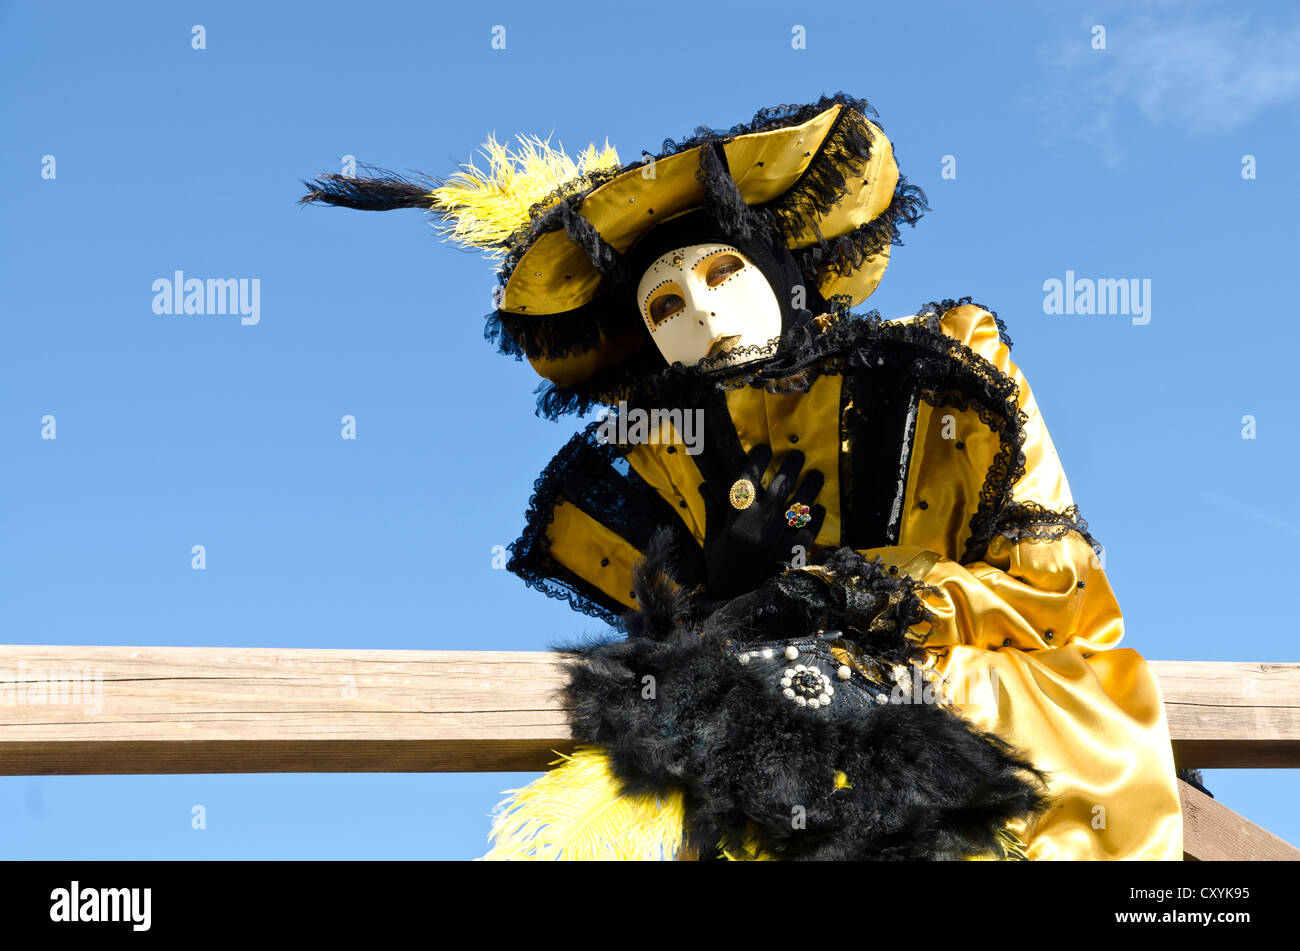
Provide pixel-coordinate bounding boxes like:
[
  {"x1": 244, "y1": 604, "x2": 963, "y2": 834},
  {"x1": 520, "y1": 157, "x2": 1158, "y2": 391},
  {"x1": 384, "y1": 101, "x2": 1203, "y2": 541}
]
[{"x1": 2, "y1": 647, "x2": 1298, "y2": 859}]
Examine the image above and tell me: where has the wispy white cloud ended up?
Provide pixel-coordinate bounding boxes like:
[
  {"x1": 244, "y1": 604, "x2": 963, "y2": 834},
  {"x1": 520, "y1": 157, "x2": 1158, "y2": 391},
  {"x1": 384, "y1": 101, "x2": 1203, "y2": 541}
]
[
  {"x1": 1199, "y1": 489, "x2": 1300, "y2": 540},
  {"x1": 1034, "y1": 2, "x2": 1300, "y2": 162}
]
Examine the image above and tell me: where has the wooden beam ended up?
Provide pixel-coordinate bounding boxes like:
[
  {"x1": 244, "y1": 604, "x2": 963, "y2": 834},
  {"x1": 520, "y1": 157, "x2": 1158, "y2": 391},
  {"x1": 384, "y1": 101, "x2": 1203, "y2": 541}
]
[
  {"x1": 4, "y1": 647, "x2": 1296, "y2": 858},
  {"x1": 0, "y1": 646, "x2": 573, "y2": 775},
  {"x1": 1179, "y1": 778, "x2": 1300, "y2": 861},
  {"x1": 1, "y1": 648, "x2": 1297, "y2": 774},
  {"x1": 1158, "y1": 661, "x2": 1300, "y2": 768}
]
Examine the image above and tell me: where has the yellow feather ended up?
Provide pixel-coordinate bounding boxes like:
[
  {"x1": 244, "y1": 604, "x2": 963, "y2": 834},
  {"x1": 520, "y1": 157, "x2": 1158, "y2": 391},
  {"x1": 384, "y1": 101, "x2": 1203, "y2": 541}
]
[
  {"x1": 964, "y1": 825, "x2": 1031, "y2": 861},
  {"x1": 481, "y1": 746, "x2": 684, "y2": 861},
  {"x1": 428, "y1": 133, "x2": 620, "y2": 258}
]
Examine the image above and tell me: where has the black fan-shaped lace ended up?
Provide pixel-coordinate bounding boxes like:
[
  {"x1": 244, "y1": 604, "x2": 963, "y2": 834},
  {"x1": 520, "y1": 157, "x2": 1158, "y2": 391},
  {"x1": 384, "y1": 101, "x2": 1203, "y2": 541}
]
[
  {"x1": 508, "y1": 306, "x2": 1033, "y2": 621},
  {"x1": 505, "y1": 419, "x2": 707, "y2": 627}
]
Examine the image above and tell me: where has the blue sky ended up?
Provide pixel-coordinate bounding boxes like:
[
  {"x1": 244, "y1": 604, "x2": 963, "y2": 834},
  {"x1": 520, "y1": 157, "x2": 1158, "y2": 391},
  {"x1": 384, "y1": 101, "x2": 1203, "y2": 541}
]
[{"x1": 2, "y1": 0, "x2": 1297, "y2": 858}]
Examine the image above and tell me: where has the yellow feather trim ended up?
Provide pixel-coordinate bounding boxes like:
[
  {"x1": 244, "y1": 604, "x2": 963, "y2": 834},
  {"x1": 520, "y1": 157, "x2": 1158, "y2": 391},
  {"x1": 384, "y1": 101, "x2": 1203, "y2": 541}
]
[
  {"x1": 964, "y1": 825, "x2": 1032, "y2": 861},
  {"x1": 481, "y1": 746, "x2": 684, "y2": 861},
  {"x1": 428, "y1": 133, "x2": 620, "y2": 258}
]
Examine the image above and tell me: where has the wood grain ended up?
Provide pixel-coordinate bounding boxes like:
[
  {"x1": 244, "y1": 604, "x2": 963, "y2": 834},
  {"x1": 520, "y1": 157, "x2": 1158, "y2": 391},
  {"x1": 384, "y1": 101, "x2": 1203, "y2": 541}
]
[{"x1": 2, "y1": 647, "x2": 1297, "y2": 858}]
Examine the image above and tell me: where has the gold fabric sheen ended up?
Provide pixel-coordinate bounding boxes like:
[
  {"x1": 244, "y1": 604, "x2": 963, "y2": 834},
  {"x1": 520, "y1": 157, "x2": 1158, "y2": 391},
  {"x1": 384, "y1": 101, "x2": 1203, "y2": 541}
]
[
  {"x1": 503, "y1": 103, "x2": 899, "y2": 389},
  {"x1": 532, "y1": 303, "x2": 1183, "y2": 859}
]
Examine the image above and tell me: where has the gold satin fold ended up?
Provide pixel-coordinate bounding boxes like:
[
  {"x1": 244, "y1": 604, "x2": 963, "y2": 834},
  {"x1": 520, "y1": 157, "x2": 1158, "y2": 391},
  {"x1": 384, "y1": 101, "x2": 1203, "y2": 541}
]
[
  {"x1": 864, "y1": 541, "x2": 1183, "y2": 860},
  {"x1": 865, "y1": 304, "x2": 1182, "y2": 859}
]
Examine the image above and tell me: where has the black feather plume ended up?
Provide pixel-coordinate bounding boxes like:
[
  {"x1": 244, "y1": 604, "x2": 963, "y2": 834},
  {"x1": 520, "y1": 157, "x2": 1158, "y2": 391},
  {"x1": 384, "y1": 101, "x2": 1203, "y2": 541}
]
[{"x1": 298, "y1": 164, "x2": 434, "y2": 211}]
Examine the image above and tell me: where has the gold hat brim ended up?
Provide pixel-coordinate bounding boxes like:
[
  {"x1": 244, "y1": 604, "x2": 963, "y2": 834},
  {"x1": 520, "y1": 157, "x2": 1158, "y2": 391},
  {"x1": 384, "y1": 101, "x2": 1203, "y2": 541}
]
[{"x1": 502, "y1": 102, "x2": 899, "y2": 319}]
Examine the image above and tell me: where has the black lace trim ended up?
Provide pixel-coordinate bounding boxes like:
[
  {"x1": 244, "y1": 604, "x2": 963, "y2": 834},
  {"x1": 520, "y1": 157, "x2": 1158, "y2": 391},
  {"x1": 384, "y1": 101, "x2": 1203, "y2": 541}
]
[
  {"x1": 790, "y1": 171, "x2": 929, "y2": 283},
  {"x1": 918, "y1": 296, "x2": 1014, "y2": 349},
  {"x1": 489, "y1": 93, "x2": 879, "y2": 308},
  {"x1": 759, "y1": 99, "x2": 878, "y2": 244},
  {"x1": 505, "y1": 419, "x2": 707, "y2": 626},
  {"x1": 993, "y1": 502, "x2": 1102, "y2": 557}
]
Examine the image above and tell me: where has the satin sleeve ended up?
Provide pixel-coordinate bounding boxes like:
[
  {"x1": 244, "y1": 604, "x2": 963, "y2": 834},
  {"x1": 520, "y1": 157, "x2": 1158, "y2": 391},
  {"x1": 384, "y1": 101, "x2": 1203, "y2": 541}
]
[{"x1": 873, "y1": 302, "x2": 1184, "y2": 860}]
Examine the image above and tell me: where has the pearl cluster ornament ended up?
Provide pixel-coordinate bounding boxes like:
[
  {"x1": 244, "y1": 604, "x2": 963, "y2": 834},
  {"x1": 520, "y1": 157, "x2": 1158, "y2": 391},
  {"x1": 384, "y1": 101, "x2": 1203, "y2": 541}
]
[{"x1": 780, "y1": 664, "x2": 833, "y2": 709}]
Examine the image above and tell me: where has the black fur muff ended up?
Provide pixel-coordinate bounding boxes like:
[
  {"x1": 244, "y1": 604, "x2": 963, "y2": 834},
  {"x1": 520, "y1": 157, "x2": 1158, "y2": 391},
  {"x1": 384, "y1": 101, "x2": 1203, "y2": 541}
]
[{"x1": 561, "y1": 528, "x2": 1053, "y2": 861}]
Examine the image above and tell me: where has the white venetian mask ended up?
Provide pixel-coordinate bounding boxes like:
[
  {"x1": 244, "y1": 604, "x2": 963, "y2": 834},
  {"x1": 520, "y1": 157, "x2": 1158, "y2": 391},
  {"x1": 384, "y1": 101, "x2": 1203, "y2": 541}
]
[{"x1": 636, "y1": 243, "x2": 782, "y2": 367}]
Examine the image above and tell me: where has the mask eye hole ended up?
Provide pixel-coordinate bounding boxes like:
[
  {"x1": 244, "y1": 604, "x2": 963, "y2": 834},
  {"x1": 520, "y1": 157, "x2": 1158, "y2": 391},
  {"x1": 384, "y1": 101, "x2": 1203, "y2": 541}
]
[
  {"x1": 647, "y1": 289, "x2": 684, "y2": 325},
  {"x1": 704, "y1": 253, "x2": 745, "y2": 288}
]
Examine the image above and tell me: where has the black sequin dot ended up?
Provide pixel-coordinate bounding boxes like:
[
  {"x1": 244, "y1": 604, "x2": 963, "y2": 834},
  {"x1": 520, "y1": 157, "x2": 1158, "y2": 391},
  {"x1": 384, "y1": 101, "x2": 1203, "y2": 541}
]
[
  {"x1": 666, "y1": 445, "x2": 676, "y2": 454},
  {"x1": 789, "y1": 434, "x2": 799, "y2": 444},
  {"x1": 1077, "y1": 581, "x2": 1086, "y2": 589},
  {"x1": 678, "y1": 500, "x2": 687, "y2": 508},
  {"x1": 1002, "y1": 638, "x2": 1012, "y2": 647},
  {"x1": 888, "y1": 565, "x2": 898, "y2": 575},
  {"x1": 1045, "y1": 630, "x2": 1054, "y2": 640},
  {"x1": 600, "y1": 558, "x2": 610, "y2": 567},
  {"x1": 954, "y1": 440, "x2": 965, "y2": 450},
  {"x1": 918, "y1": 500, "x2": 929, "y2": 510}
]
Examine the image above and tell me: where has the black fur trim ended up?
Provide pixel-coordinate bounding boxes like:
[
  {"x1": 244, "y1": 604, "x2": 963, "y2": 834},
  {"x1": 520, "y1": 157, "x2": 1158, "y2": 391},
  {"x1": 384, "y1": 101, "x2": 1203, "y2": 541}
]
[{"x1": 561, "y1": 535, "x2": 1053, "y2": 860}]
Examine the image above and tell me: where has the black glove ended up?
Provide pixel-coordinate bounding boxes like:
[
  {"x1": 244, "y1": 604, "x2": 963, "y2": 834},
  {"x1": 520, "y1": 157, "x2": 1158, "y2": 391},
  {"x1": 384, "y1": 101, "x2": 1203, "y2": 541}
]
[{"x1": 699, "y1": 445, "x2": 826, "y2": 599}]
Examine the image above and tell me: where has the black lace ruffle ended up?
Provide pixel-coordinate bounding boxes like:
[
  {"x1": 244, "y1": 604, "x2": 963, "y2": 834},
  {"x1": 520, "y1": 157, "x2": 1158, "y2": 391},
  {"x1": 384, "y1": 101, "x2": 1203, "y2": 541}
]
[
  {"x1": 505, "y1": 419, "x2": 707, "y2": 627},
  {"x1": 993, "y1": 501, "x2": 1103, "y2": 557}
]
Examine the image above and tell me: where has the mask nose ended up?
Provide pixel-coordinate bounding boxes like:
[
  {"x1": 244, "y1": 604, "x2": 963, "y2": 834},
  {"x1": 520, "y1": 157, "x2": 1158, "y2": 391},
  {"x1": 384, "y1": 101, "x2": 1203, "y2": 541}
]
[{"x1": 678, "y1": 275, "x2": 713, "y2": 326}]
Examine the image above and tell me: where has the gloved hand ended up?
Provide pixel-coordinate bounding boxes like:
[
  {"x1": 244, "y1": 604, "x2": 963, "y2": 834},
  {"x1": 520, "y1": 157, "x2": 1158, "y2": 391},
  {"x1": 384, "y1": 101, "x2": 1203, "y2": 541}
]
[{"x1": 699, "y1": 445, "x2": 826, "y2": 599}]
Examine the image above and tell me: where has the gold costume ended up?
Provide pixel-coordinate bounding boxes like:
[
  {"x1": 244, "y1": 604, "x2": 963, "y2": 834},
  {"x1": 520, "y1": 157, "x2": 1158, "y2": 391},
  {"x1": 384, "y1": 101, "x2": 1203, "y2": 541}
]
[
  {"x1": 302, "y1": 94, "x2": 1182, "y2": 860},
  {"x1": 522, "y1": 302, "x2": 1183, "y2": 861}
]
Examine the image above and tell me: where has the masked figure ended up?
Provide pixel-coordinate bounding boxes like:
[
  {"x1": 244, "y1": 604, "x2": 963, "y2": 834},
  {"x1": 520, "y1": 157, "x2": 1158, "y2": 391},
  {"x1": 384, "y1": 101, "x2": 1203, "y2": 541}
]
[{"x1": 303, "y1": 94, "x2": 1184, "y2": 860}]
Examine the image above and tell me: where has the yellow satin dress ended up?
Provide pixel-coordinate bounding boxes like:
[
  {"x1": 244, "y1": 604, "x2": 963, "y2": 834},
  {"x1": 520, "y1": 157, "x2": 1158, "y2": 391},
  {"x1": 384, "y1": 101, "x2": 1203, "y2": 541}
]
[{"x1": 534, "y1": 302, "x2": 1184, "y2": 860}]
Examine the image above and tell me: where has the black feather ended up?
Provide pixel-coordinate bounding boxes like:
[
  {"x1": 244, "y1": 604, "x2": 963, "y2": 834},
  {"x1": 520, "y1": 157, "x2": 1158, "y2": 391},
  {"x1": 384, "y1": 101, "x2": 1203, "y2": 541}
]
[{"x1": 299, "y1": 164, "x2": 434, "y2": 211}]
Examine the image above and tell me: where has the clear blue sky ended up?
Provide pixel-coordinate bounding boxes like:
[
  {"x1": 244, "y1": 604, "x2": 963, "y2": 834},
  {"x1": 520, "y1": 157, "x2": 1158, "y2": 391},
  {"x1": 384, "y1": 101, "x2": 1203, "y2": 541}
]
[{"x1": 2, "y1": 0, "x2": 1297, "y2": 858}]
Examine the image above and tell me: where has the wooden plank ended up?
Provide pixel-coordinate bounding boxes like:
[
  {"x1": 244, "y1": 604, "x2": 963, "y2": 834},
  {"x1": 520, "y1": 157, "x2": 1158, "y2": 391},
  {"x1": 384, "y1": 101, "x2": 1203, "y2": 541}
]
[
  {"x1": 1154, "y1": 661, "x2": 1300, "y2": 768},
  {"x1": 0, "y1": 648, "x2": 1297, "y2": 774},
  {"x1": 1179, "y1": 778, "x2": 1300, "y2": 861},
  {"x1": 0, "y1": 646, "x2": 573, "y2": 774}
]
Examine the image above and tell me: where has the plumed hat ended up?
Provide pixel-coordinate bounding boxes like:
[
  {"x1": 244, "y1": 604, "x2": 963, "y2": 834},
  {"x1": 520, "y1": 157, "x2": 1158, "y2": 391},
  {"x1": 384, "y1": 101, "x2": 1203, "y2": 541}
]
[{"x1": 301, "y1": 93, "x2": 927, "y2": 414}]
